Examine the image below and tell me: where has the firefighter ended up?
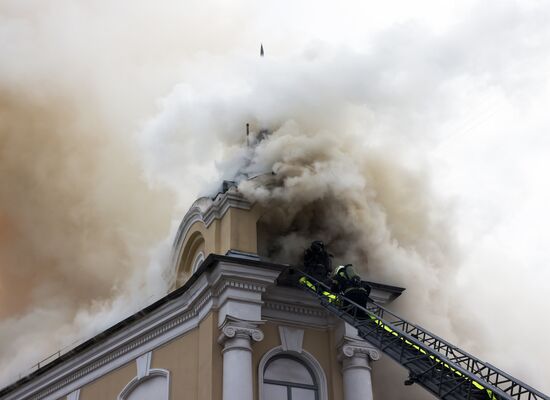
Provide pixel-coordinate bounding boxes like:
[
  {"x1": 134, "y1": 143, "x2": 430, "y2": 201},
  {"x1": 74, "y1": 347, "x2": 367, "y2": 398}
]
[
  {"x1": 331, "y1": 264, "x2": 371, "y2": 318},
  {"x1": 303, "y1": 240, "x2": 333, "y2": 283}
]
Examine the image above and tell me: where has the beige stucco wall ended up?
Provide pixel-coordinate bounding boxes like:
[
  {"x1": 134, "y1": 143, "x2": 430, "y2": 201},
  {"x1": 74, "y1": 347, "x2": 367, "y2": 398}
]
[
  {"x1": 79, "y1": 360, "x2": 136, "y2": 400},
  {"x1": 176, "y1": 204, "x2": 264, "y2": 286},
  {"x1": 151, "y1": 312, "x2": 222, "y2": 400},
  {"x1": 58, "y1": 314, "x2": 344, "y2": 400},
  {"x1": 153, "y1": 327, "x2": 199, "y2": 399},
  {"x1": 151, "y1": 313, "x2": 222, "y2": 400},
  {"x1": 68, "y1": 318, "x2": 343, "y2": 400},
  {"x1": 252, "y1": 321, "x2": 343, "y2": 400},
  {"x1": 77, "y1": 312, "x2": 222, "y2": 400}
]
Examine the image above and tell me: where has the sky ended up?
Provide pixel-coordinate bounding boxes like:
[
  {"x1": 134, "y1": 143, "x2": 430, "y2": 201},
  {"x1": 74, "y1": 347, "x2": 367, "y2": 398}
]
[{"x1": 1, "y1": 0, "x2": 549, "y2": 396}]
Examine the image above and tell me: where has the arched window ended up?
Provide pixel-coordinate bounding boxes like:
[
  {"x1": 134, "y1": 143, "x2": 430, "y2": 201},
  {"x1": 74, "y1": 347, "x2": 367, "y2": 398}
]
[
  {"x1": 118, "y1": 352, "x2": 170, "y2": 400},
  {"x1": 121, "y1": 373, "x2": 169, "y2": 400},
  {"x1": 262, "y1": 355, "x2": 318, "y2": 400}
]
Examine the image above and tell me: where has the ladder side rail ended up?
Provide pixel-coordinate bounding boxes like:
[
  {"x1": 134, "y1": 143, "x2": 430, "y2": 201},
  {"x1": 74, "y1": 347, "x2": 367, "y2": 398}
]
[
  {"x1": 364, "y1": 300, "x2": 471, "y2": 359},
  {"x1": 364, "y1": 302, "x2": 548, "y2": 399},
  {"x1": 306, "y1": 285, "x2": 509, "y2": 399},
  {"x1": 297, "y1": 271, "x2": 467, "y2": 363},
  {"x1": 361, "y1": 292, "x2": 471, "y2": 363},
  {"x1": 485, "y1": 364, "x2": 550, "y2": 400},
  {"x1": 295, "y1": 271, "x2": 512, "y2": 399},
  {"x1": 339, "y1": 305, "x2": 495, "y2": 400},
  {"x1": 295, "y1": 269, "x2": 549, "y2": 400},
  {"x1": 335, "y1": 296, "x2": 514, "y2": 400},
  {"x1": 328, "y1": 280, "x2": 546, "y2": 399}
]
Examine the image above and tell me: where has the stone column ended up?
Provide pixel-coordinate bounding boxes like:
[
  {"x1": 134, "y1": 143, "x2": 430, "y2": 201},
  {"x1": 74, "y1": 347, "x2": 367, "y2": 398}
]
[
  {"x1": 218, "y1": 320, "x2": 264, "y2": 400},
  {"x1": 338, "y1": 340, "x2": 380, "y2": 400}
]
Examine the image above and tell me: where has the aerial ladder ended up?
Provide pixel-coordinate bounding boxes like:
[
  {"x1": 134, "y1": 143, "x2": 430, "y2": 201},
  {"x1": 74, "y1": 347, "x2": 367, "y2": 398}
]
[{"x1": 280, "y1": 267, "x2": 550, "y2": 400}]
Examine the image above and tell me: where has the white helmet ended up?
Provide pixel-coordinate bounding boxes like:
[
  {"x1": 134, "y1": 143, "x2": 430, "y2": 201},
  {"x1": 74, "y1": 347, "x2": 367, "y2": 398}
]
[{"x1": 334, "y1": 265, "x2": 346, "y2": 275}]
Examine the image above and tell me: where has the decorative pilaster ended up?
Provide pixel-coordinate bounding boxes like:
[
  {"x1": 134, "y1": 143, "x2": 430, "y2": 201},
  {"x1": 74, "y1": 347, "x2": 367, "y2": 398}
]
[
  {"x1": 338, "y1": 339, "x2": 380, "y2": 400},
  {"x1": 218, "y1": 318, "x2": 264, "y2": 400}
]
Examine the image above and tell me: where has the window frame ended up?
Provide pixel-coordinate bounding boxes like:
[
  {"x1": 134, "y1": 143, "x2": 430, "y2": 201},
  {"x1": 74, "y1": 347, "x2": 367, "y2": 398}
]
[
  {"x1": 118, "y1": 370, "x2": 170, "y2": 400},
  {"x1": 258, "y1": 347, "x2": 327, "y2": 400},
  {"x1": 118, "y1": 352, "x2": 170, "y2": 400},
  {"x1": 263, "y1": 354, "x2": 318, "y2": 400}
]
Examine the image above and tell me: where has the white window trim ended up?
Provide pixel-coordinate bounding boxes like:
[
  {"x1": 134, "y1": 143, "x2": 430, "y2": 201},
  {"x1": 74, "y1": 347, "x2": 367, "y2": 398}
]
[
  {"x1": 118, "y1": 352, "x2": 170, "y2": 400},
  {"x1": 67, "y1": 389, "x2": 80, "y2": 400},
  {"x1": 258, "y1": 346, "x2": 328, "y2": 400}
]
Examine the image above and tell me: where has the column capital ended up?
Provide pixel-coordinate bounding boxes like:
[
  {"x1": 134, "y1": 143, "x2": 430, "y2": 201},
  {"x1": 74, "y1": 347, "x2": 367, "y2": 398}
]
[
  {"x1": 218, "y1": 317, "x2": 261, "y2": 400},
  {"x1": 338, "y1": 337, "x2": 377, "y2": 400},
  {"x1": 218, "y1": 317, "x2": 264, "y2": 345},
  {"x1": 338, "y1": 339, "x2": 380, "y2": 362}
]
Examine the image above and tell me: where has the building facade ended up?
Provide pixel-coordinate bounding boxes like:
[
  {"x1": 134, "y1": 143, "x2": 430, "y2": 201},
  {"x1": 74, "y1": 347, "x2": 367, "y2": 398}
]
[{"x1": 0, "y1": 186, "x2": 403, "y2": 400}]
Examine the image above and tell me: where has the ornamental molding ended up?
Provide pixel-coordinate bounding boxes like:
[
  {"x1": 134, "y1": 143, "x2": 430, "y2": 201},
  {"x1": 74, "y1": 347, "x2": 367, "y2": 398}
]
[
  {"x1": 258, "y1": 346, "x2": 329, "y2": 400},
  {"x1": 170, "y1": 189, "x2": 253, "y2": 272},
  {"x1": 261, "y1": 286, "x2": 334, "y2": 328},
  {"x1": 263, "y1": 301, "x2": 328, "y2": 318},
  {"x1": 117, "y1": 369, "x2": 169, "y2": 400},
  {"x1": 338, "y1": 340, "x2": 381, "y2": 362},
  {"x1": 218, "y1": 324, "x2": 264, "y2": 344},
  {"x1": 213, "y1": 279, "x2": 268, "y2": 297},
  {"x1": 136, "y1": 352, "x2": 152, "y2": 379},
  {"x1": 278, "y1": 326, "x2": 304, "y2": 353},
  {"x1": 218, "y1": 317, "x2": 265, "y2": 345},
  {"x1": 25, "y1": 301, "x2": 201, "y2": 400},
  {"x1": 202, "y1": 191, "x2": 252, "y2": 227},
  {"x1": 3, "y1": 262, "x2": 276, "y2": 400},
  {"x1": 66, "y1": 390, "x2": 79, "y2": 400},
  {"x1": 118, "y1": 352, "x2": 170, "y2": 400}
]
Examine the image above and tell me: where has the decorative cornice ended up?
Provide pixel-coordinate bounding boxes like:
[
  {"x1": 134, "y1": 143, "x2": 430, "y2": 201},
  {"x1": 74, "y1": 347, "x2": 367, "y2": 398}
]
[
  {"x1": 213, "y1": 279, "x2": 268, "y2": 297},
  {"x1": 263, "y1": 301, "x2": 328, "y2": 318},
  {"x1": 27, "y1": 303, "x2": 201, "y2": 400},
  {"x1": 170, "y1": 189, "x2": 253, "y2": 273},
  {"x1": 3, "y1": 261, "x2": 278, "y2": 400},
  {"x1": 202, "y1": 191, "x2": 252, "y2": 227}
]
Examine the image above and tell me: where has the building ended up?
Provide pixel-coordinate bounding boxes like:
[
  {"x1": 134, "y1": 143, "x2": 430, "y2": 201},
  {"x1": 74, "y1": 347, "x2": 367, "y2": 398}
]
[{"x1": 0, "y1": 185, "x2": 404, "y2": 400}]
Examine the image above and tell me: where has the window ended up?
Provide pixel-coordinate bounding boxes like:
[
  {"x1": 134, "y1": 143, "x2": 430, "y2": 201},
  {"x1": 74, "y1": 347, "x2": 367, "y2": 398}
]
[
  {"x1": 118, "y1": 353, "x2": 169, "y2": 400},
  {"x1": 123, "y1": 375, "x2": 168, "y2": 400},
  {"x1": 263, "y1": 355, "x2": 318, "y2": 400}
]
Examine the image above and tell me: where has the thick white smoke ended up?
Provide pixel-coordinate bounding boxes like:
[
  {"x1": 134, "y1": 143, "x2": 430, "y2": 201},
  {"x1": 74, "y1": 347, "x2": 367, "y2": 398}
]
[
  {"x1": 139, "y1": 6, "x2": 550, "y2": 395},
  {"x1": 1, "y1": 0, "x2": 549, "y2": 397}
]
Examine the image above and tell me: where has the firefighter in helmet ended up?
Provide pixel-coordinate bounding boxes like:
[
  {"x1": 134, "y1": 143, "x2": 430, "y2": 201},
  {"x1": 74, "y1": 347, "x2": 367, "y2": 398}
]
[
  {"x1": 331, "y1": 264, "x2": 371, "y2": 318},
  {"x1": 303, "y1": 240, "x2": 333, "y2": 284}
]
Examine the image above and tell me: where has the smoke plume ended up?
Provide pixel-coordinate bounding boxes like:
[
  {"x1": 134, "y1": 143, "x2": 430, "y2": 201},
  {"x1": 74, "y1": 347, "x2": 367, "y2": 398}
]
[
  {"x1": 139, "y1": 4, "x2": 550, "y2": 395},
  {"x1": 1, "y1": 0, "x2": 550, "y2": 397}
]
